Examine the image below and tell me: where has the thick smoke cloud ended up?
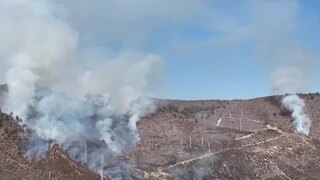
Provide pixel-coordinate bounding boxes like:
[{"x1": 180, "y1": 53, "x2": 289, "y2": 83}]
[{"x1": 0, "y1": 0, "x2": 162, "y2": 177}]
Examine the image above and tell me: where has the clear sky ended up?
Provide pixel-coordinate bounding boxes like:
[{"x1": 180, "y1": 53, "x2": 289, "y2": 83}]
[{"x1": 58, "y1": 0, "x2": 320, "y2": 100}]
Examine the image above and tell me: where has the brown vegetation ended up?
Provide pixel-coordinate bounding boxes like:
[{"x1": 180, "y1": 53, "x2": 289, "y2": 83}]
[{"x1": 1, "y1": 93, "x2": 320, "y2": 179}]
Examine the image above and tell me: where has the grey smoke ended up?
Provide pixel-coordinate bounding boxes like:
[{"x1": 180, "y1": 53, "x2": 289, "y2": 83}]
[
  {"x1": 270, "y1": 66, "x2": 306, "y2": 95},
  {"x1": 0, "y1": 0, "x2": 162, "y2": 177}
]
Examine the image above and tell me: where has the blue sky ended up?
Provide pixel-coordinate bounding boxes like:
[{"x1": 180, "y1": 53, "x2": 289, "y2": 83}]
[{"x1": 59, "y1": 0, "x2": 320, "y2": 100}]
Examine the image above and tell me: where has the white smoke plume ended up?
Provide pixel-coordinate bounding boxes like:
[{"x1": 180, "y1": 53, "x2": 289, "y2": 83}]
[
  {"x1": 0, "y1": 0, "x2": 162, "y2": 178},
  {"x1": 282, "y1": 94, "x2": 311, "y2": 135},
  {"x1": 268, "y1": 55, "x2": 312, "y2": 135},
  {"x1": 248, "y1": 0, "x2": 313, "y2": 135},
  {"x1": 201, "y1": 0, "x2": 314, "y2": 135}
]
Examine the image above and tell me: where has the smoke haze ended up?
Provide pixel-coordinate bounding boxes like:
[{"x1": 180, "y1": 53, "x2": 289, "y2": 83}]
[
  {"x1": 0, "y1": 0, "x2": 317, "y2": 178},
  {"x1": 0, "y1": 0, "x2": 162, "y2": 177},
  {"x1": 231, "y1": 0, "x2": 314, "y2": 134},
  {"x1": 208, "y1": 0, "x2": 315, "y2": 134},
  {"x1": 252, "y1": 0, "x2": 313, "y2": 135}
]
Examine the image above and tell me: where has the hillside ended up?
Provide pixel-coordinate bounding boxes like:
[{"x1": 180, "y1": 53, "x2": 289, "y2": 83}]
[
  {"x1": 0, "y1": 112, "x2": 100, "y2": 180},
  {"x1": 0, "y1": 93, "x2": 320, "y2": 179},
  {"x1": 126, "y1": 93, "x2": 320, "y2": 179}
]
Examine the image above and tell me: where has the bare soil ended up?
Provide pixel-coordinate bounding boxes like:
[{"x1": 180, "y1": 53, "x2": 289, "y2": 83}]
[
  {"x1": 125, "y1": 93, "x2": 320, "y2": 179},
  {"x1": 0, "y1": 112, "x2": 100, "y2": 180},
  {"x1": 1, "y1": 93, "x2": 320, "y2": 179}
]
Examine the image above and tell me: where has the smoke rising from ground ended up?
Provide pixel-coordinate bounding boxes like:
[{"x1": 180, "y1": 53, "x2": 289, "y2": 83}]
[
  {"x1": 0, "y1": 0, "x2": 162, "y2": 177},
  {"x1": 282, "y1": 94, "x2": 311, "y2": 135},
  {"x1": 209, "y1": 0, "x2": 314, "y2": 134},
  {"x1": 249, "y1": 0, "x2": 313, "y2": 134}
]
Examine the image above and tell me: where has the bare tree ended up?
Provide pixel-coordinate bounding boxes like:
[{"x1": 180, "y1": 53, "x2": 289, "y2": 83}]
[
  {"x1": 161, "y1": 125, "x2": 168, "y2": 142},
  {"x1": 84, "y1": 141, "x2": 87, "y2": 164},
  {"x1": 201, "y1": 136, "x2": 204, "y2": 149},
  {"x1": 100, "y1": 153, "x2": 104, "y2": 180}
]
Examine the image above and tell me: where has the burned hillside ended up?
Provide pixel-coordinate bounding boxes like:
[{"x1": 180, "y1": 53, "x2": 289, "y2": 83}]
[
  {"x1": 0, "y1": 112, "x2": 100, "y2": 180},
  {"x1": 0, "y1": 93, "x2": 320, "y2": 179},
  {"x1": 125, "y1": 93, "x2": 320, "y2": 179}
]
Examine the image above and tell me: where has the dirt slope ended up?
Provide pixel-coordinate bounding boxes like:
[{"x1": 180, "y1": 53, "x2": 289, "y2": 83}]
[
  {"x1": 125, "y1": 93, "x2": 320, "y2": 179},
  {"x1": 0, "y1": 93, "x2": 320, "y2": 179},
  {"x1": 0, "y1": 112, "x2": 100, "y2": 180}
]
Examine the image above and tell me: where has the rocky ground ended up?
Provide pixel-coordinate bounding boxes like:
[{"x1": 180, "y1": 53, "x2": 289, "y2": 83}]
[{"x1": 0, "y1": 93, "x2": 320, "y2": 179}]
